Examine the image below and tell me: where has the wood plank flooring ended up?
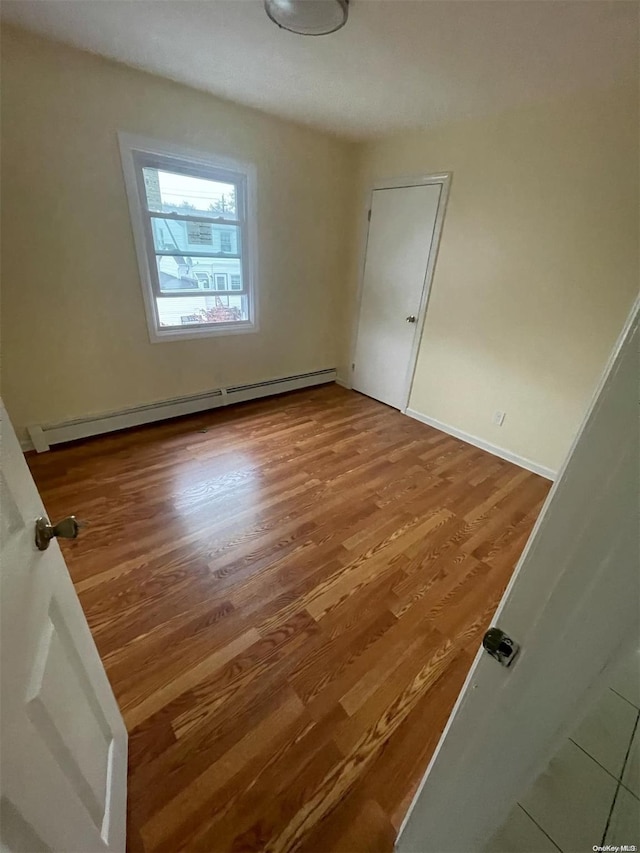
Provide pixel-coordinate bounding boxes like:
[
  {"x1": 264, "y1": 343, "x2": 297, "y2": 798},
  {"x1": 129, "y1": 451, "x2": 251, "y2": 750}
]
[{"x1": 27, "y1": 385, "x2": 551, "y2": 853}]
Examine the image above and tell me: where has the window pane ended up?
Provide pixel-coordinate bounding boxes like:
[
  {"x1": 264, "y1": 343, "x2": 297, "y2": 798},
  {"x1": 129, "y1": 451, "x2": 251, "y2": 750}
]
[
  {"x1": 155, "y1": 255, "x2": 243, "y2": 294},
  {"x1": 156, "y1": 294, "x2": 248, "y2": 328},
  {"x1": 150, "y1": 217, "x2": 240, "y2": 255},
  {"x1": 142, "y1": 167, "x2": 237, "y2": 218}
]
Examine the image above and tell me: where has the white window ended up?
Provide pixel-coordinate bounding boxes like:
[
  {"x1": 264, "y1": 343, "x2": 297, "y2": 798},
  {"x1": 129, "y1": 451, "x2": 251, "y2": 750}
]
[
  {"x1": 219, "y1": 231, "x2": 232, "y2": 254},
  {"x1": 119, "y1": 133, "x2": 257, "y2": 342}
]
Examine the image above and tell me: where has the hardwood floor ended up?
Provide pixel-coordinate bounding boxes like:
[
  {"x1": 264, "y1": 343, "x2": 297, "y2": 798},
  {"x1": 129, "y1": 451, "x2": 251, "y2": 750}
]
[{"x1": 28, "y1": 385, "x2": 551, "y2": 853}]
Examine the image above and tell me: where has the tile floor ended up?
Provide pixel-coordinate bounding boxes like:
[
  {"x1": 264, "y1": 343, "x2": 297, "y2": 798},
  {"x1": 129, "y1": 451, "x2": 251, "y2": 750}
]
[{"x1": 486, "y1": 647, "x2": 640, "y2": 853}]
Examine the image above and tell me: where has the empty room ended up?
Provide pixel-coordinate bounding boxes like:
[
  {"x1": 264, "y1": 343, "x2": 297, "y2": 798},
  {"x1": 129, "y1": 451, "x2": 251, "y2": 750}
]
[{"x1": 1, "y1": 2, "x2": 638, "y2": 852}]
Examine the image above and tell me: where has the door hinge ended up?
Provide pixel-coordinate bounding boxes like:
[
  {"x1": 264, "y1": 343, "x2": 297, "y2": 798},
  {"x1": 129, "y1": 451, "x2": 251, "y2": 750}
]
[
  {"x1": 351, "y1": 362, "x2": 355, "y2": 371},
  {"x1": 367, "y1": 209, "x2": 371, "y2": 222}
]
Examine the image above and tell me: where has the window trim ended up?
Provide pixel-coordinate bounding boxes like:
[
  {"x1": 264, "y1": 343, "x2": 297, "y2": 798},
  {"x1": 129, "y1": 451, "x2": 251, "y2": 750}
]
[{"x1": 118, "y1": 132, "x2": 259, "y2": 343}]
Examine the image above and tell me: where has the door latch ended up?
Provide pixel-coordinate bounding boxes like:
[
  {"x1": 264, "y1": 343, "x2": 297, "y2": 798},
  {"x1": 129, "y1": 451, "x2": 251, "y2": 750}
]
[{"x1": 482, "y1": 627, "x2": 520, "y2": 667}]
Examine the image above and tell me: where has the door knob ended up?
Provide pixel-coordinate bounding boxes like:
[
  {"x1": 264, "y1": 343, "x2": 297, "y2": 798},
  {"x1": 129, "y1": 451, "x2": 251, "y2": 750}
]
[
  {"x1": 35, "y1": 516, "x2": 82, "y2": 551},
  {"x1": 482, "y1": 627, "x2": 520, "y2": 667},
  {"x1": 406, "y1": 315, "x2": 417, "y2": 323}
]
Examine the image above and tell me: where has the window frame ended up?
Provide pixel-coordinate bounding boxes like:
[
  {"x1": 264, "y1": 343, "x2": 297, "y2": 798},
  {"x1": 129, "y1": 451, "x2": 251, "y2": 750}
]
[{"x1": 119, "y1": 132, "x2": 258, "y2": 343}]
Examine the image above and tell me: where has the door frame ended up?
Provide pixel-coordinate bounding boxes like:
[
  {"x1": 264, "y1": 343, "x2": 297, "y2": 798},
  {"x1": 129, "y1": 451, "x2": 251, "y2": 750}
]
[{"x1": 348, "y1": 173, "x2": 452, "y2": 412}]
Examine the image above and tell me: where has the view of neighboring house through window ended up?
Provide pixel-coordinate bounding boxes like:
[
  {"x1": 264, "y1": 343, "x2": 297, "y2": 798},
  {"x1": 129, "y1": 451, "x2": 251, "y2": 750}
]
[
  {"x1": 219, "y1": 231, "x2": 232, "y2": 254},
  {"x1": 120, "y1": 135, "x2": 256, "y2": 340}
]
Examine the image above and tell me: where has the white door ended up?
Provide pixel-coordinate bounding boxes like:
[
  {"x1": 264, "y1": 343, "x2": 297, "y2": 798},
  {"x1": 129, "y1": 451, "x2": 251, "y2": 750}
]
[
  {"x1": 0, "y1": 402, "x2": 127, "y2": 853},
  {"x1": 396, "y1": 300, "x2": 639, "y2": 852},
  {"x1": 352, "y1": 179, "x2": 447, "y2": 410}
]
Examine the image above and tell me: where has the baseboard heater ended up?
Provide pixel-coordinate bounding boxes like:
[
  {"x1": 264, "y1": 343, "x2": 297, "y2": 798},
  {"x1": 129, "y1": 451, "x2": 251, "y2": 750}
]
[{"x1": 26, "y1": 368, "x2": 337, "y2": 453}]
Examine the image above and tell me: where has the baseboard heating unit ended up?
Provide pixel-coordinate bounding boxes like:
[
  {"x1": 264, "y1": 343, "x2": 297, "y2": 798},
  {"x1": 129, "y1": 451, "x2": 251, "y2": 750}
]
[{"x1": 26, "y1": 368, "x2": 337, "y2": 453}]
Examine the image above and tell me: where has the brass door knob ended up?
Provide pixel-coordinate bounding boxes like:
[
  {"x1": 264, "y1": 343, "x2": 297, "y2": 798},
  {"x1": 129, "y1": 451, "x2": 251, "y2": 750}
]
[{"x1": 35, "y1": 516, "x2": 81, "y2": 551}]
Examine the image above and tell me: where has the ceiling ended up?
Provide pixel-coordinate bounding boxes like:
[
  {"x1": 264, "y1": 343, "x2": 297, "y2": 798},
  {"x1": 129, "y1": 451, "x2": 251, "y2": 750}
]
[{"x1": 2, "y1": 0, "x2": 637, "y2": 140}]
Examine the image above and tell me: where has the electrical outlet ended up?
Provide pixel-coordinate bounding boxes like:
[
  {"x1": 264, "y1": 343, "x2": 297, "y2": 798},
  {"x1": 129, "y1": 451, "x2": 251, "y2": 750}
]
[{"x1": 493, "y1": 410, "x2": 506, "y2": 426}]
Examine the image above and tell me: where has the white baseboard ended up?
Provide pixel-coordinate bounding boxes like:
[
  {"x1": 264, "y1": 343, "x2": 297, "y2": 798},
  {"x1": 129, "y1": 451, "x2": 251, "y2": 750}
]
[
  {"x1": 404, "y1": 408, "x2": 556, "y2": 480},
  {"x1": 335, "y1": 376, "x2": 352, "y2": 389},
  {"x1": 20, "y1": 436, "x2": 35, "y2": 453},
  {"x1": 27, "y1": 369, "x2": 336, "y2": 453}
]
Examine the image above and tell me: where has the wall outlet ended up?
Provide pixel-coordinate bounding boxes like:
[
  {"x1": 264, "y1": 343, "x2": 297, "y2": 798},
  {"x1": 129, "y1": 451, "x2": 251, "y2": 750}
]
[{"x1": 493, "y1": 410, "x2": 506, "y2": 426}]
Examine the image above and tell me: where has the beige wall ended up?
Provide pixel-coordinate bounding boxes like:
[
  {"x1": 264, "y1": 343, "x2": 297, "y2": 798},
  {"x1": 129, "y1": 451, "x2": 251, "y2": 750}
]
[
  {"x1": 352, "y1": 84, "x2": 638, "y2": 473},
  {"x1": 2, "y1": 26, "x2": 637, "y2": 472},
  {"x1": 0, "y1": 26, "x2": 357, "y2": 443}
]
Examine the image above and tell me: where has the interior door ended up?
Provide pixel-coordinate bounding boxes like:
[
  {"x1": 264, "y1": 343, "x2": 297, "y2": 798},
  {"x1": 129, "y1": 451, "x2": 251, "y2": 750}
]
[
  {"x1": 352, "y1": 182, "x2": 444, "y2": 410},
  {"x1": 0, "y1": 402, "x2": 127, "y2": 853},
  {"x1": 396, "y1": 299, "x2": 639, "y2": 852}
]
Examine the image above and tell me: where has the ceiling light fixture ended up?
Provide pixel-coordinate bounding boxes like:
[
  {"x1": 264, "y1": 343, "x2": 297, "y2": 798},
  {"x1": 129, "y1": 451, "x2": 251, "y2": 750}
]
[{"x1": 264, "y1": 0, "x2": 349, "y2": 36}]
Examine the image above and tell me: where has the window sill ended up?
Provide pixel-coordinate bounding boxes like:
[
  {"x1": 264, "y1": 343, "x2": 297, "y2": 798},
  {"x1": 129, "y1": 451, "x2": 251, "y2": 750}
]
[{"x1": 149, "y1": 321, "x2": 258, "y2": 343}]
